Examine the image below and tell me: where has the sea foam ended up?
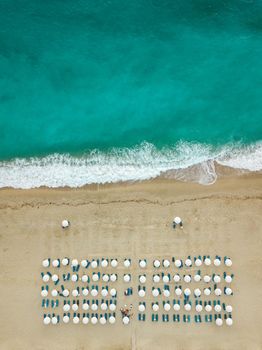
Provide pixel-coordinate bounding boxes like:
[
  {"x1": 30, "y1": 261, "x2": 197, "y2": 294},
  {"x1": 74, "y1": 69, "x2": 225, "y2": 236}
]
[{"x1": 0, "y1": 141, "x2": 261, "y2": 188}]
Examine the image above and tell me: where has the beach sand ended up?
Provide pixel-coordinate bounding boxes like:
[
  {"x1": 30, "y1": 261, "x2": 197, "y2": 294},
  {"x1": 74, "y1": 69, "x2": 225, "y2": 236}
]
[{"x1": 0, "y1": 174, "x2": 261, "y2": 350}]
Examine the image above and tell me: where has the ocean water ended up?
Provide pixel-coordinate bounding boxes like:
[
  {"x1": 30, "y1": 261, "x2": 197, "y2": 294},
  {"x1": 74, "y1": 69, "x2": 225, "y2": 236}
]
[{"x1": 0, "y1": 1, "x2": 261, "y2": 188}]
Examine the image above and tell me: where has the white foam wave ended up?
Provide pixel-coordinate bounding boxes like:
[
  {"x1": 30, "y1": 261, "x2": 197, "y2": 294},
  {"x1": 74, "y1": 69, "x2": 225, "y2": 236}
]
[{"x1": 0, "y1": 141, "x2": 261, "y2": 188}]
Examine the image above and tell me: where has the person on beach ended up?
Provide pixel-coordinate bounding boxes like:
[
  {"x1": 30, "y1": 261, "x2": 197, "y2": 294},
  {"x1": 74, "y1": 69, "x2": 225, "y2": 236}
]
[{"x1": 173, "y1": 217, "x2": 183, "y2": 229}]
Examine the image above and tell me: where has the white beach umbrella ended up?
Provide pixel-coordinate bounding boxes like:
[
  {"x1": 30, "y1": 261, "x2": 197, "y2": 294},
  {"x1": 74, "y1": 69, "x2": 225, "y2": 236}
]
[
  {"x1": 204, "y1": 288, "x2": 211, "y2": 296},
  {"x1": 63, "y1": 304, "x2": 70, "y2": 312},
  {"x1": 204, "y1": 257, "x2": 211, "y2": 266},
  {"x1": 225, "y1": 275, "x2": 232, "y2": 283},
  {"x1": 139, "y1": 260, "x2": 147, "y2": 268},
  {"x1": 73, "y1": 316, "x2": 80, "y2": 324},
  {"x1": 83, "y1": 316, "x2": 89, "y2": 324},
  {"x1": 63, "y1": 315, "x2": 69, "y2": 323},
  {"x1": 196, "y1": 304, "x2": 203, "y2": 312},
  {"x1": 153, "y1": 259, "x2": 161, "y2": 268},
  {"x1": 102, "y1": 274, "x2": 110, "y2": 282},
  {"x1": 110, "y1": 288, "x2": 117, "y2": 297},
  {"x1": 41, "y1": 289, "x2": 48, "y2": 297},
  {"x1": 62, "y1": 219, "x2": 69, "y2": 228},
  {"x1": 138, "y1": 289, "x2": 146, "y2": 297},
  {"x1": 62, "y1": 258, "x2": 69, "y2": 266},
  {"x1": 91, "y1": 260, "x2": 98, "y2": 268},
  {"x1": 92, "y1": 273, "x2": 99, "y2": 282},
  {"x1": 225, "y1": 258, "x2": 232, "y2": 267},
  {"x1": 214, "y1": 304, "x2": 222, "y2": 312},
  {"x1": 82, "y1": 303, "x2": 89, "y2": 311},
  {"x1": 81, "y1": 275, "x2": 88, "y2": 283},
  {"x1": 215, "y1": 288, "x2": 222, "y2": 296},
  {"x1": 226, "y1": 317, "x2": 233, "y2": 326},
  {"x1": 109, "y1": 316, "x2": 116, "y2": 324},
  {"x1": 204, "y1": 275, "x2": 211, "y2": 283},
  {"x1": 175, "y1": 259, "x2": 182, "y2": 267},
  {"x1": 72, "y1": 303, "x2": 78, "y2": 311},
  {"x1": 52, "y1": 259, "x2": 59, "y2": 267},
  {"x1": 205, "y1": 304, "x2": 212, "y2": 312},
  {"x1": 225, "y1": 287, "x2": 233, "y2": 295},
  {"x1": 91, "y1": 289, "x2": 98, "y2": 297},
  {"x1": 62, "y1": 289, "x2": 69, "y2": 297},
  {"x1": 82, "y1": 288, "x2": 89, "y2": 296},
  {"x1": 173, "y1": 303, "x2": 180, "y2": 311},
  {"x1": 71, "y1": 274, "x2": 78, "y2": 282},
  {"x1": 101, "y1": 303, "x2": 108, "y2": 311},
  {"x1": 163, "y1": 289, "x2": 170, "y2": 297},
  {"x1": 226, "y1": 305, "x2": 233, "y2": 313},
  {"x1": 195, "y1": 258, "x2": 202, "y2": 267},
  {"x1": 138, "y1": 304, "x2": 146, "y2": 312},
  {"x1": 214, "y1": 258, "x2": 221, "y2": 266},
  {"x1": 184, "y1": 275, "x2": 191, "y2": 283},
  {"x1": 194, "y1": 274, "x2": 201, "y2": 282},
  {"x1": 174, "y1": 217, "x2": 181, "y2": 224},
  {"x1": 184, "y1": 288, "x2": 191, "y2": 296},
  {"x1": 124, "y1": 259, "x2": 131, "y2": 267},
  {"x1": 51, "y1": 274, "x2": 58, "y2": 282},
  {"x1": 152, "y1": 303, "x2": 159, "y2": 312},
  {"x1": 194, "y1": 288, "x2": 201, "y2": 297},
  {"x1": 173, "y1": 274, "x2": 180, "y2": 282},
  {"x1": 152, "y1": 289, "x2": 159, "y2": 297},
  {"x1": 111, "y1": 259, "x2": 118, "y2": 267},
  {"x1": 214, "y1": 275, "x2": 221, "y2": 283},
  {"x1": 42, "y1": 274, "x2": 49, "y2": 282},
  {"x1": 42, "y1": 259, "x2": 49, "y2": 267},
  {"x1": 43, "y1": 316, "x2": 50, "y2": 325},
  {"x1": 175, "y1": 287, "x2": 182, "y2": 296},
  {"x1": 51, "y1": 289, "x2": 58, "y2": 297},
  {"x1": 72, "y1": 259, "x2": 78, "y2": 267},
  {"x1": 153, "y1": 275, "x2": 160, "y2": 283},
  {"x1": 163, "y1": 275, "x2": 170, "y2": 283},
  {"x1": 185, "y1": 259, "x2": 192, "y2": 267},
  {"x1": 72, "y1": 289, "x2": 79, "y2": 297},
  {"x1": 163, "y1": 259, "x2": 170, "y2": 268},
  {"x1": 91, "y1": 316, "x2": 98, "y2": 325},
  {"x1": 101, "y1": 288, "x2": 108, "y2": 297},
  {"x1": 109, "y1": 303, "x2": 116, "y2": 312},
  {"x1": 81, "y1": 260, "x2": 87, "y2": 268},
  {"x1": 123, "y1": 316, "x2": 129, "y2": 325},
  {"x1": 216, "y1": 318, "x2": 223, "y2": 326},
  {"x1": 139, "y1": 275, "x2": 146, "y2": 284},
  {"x1": 100, "y1": 317, "x2": 106, "y2": 325},
  {"x1": 91, "y1": 303, "x2": 98, "y2": 311},
  {"x1": 184, "y1": 303, "x2": 191, "y2": 311},
  {"x1": 51, "y1": 317, "x2": 57, "y2": 326},
  {"x1": 110, "y1": 274, "x2": 117, "y2": 282},
  {"x1": 164, "y1": 303, "x2": 171, "y2": 311},
  {"x1": 124, "y1": 274, "x2": 130, "y2": 283},
  {"x1": 101, "y1": 259, "x2": 108, "y2": 267}
]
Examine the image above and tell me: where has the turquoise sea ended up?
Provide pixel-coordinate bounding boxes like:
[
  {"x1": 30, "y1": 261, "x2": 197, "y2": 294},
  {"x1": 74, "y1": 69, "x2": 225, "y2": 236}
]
[{"x1": 0, "y1": 1, "x2": 261, "y2": 187}]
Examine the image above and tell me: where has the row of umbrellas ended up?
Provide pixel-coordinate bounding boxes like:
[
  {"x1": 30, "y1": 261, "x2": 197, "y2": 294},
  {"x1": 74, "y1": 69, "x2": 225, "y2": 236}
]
[
  {"x1": 41, "y1": 287, "x2": 117, "y2": 298},
  {"x1": 138, "y1": 287, "x2": 233, "y2": 297},
  {"x1": 42, "y1": 257, "x2": 233, "y2": 269},
  {"x1": 43, "y1": 314, "x2": 116, "y2": 325},
  {"x1": 63, "y1": 302, "x2": 116, "y2": 312}
]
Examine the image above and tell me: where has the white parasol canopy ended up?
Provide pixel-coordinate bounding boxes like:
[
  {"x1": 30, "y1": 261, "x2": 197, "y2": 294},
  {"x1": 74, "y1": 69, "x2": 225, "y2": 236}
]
[
  {"x1": 152, "y1": 289, "x2": 159, "y2": 297},
  {"x1": 214, "y1": 258, "x2": 221, "y2": 266},
  {"x1": 43, "y1": 316, "x2": 50, "y2": 325},
  {"x1": 215, "y1": 318, "x2": 223, "y2": 326},
  {"x1": 109, "y1": 303, "x2": 116, "y2": 311},
  {"x1": 71, "y1": 259, "x2": 78, "y2": 267},
  {"x1": 138, "y1": 289, "x2": 145, "y2": 297},
  {"x1": 71, "y1": 274, "x2": 78, "y2": 282},
  {"x1": 91, "y1": 289, "x2": 98, "y2": 297},
  {"x1": 82, "y1": 303, "x2": 89, "y2": 311},
  {"x1": 184, "y1": 303, "x2": 191, "y2": 311},
  {"x1": 164, "y1": 303, "x2": 171, "y2": 311},
  {"x1": 174, "y1": 217, "x2": 181, "y2": 224},
  {"x1": 92, "y1": 273, "x2": 99, "y2": 282},
  {"x1": 101, "y1": 303, "x2": 107, "y2": 311},
  {"x1": 72, "y1": 303, "x2": 78, "y2": 311},
  {"x1": 225, "y1": 287, "x2": 232, "y2": 295},
  {"x1": 91, "y1": 260, "x2": 98, "y2": 268},
  {"x1": 205, "y1": 304, "x2": 212, "y2": 312},
  {"x1": 82, "y1": 275, "x2": 88, "y2": 283},
  {"x1": 184, "y1": 288, "x2": 191, "y2": 296},
  {"x1": 63, "y1": 304, "x2": 70, "y2": 312},
  {"x1": 225, "y1": 275, "x2": 232, "y2": 283},
  {"x1": 82, "y1": 288, "x2": 89, "y2": 296},
  {"x1": 102, "y1": 274, "x2": 109, "y2": 282},
  {"x1": 42, "y1": 259, "x2": 49, "y2": 267},
  {"x1": 110, "y1": 288, "x2": 117, "y2": 296},
  {"x1": 110, "y1": 274, "x2": 117, "y2": 282},
  {"x1": 194, "y1": 274, "x2": 201, "y2": 282},
  {"x1": 72, "y1": 289, "x2": 79, "y2": 297},
  {"x1": 111, "y1": 259, "x2": 118, "y2": 267},
  {"x1": 139, "y1": 275, "x2": 146, "y2": 284},
  {"x1": 175, "y1": 287, "x2": 182, "y2": 296},
  {"x1": 195, "y1": 304, "x2": 203, "y2": 312},
  {"x1": 153, "y1": 259, "x2": 160, "y2": 268},
  {"x1": 122, "y1": 316, "x2": 129, "y2": 325},
  {"x1": 124, "y1": 259, "x2": 131, "y2": 267},
  {"x1": 203, "y1": 275, "x2": 211, "y2": 283},
  {"x1": 173, "y1": 274, "x2": 180, "y2": 282},
  {"x1": 184, "y1": 275, "x2": 191, "y2": 283},
  {"x1": 124, "y1": 274, "x2": 130, "y2": 283},
  {"x1": 52, "y1": 316, "x2": 58, "y2": 325},
  {"x1": 204, "y1": 288, "x2": 211, "y2": 296},
  {"x1": 100, "y1": 317, "x2": 106, "y2": 325},
  {"x1": 52, "y1": 259, "x2": 59, "y2": 267},
  {"x1": 175, "y1": 259, "x2": 182, "y2": 267},
  {"x1": 139, "y1": 260, "x2": 146, "y2": 268},
  {"x1": 163, "y1": 289, "x2": 170, "y2": 297},
  {"x1": 204, "y1": 257, "x2": 211, "y2": 266},
  {"x1": 109, "y1": 316, "x2": 116, "y2": 324},
  {"x1": 62, "y1": 289, "x2": 69, "y2": 297},
  {"x1": 185, "y1": 259, "x2": 192, "y2": 267},
  {"x1": 81, "y1": 260, "x2": 87, "y2": 267},
  {"x1": 195, "y1": 258, "x2": 202, "y2": 267},
  {"x1": 226, "y1": 317, "x2": 233, "y2": 326},
  {"x1": 63, "y1": 315, "x2": 69, "y2": 323},
  {"x1": 91, "y1": 303, "x2": 98, "y2": 311},
  {"x1": 214, "y1": 304, "x2": 222, "y2": 312},
  {"x1": 62, "y1": 219, "x2": 69, "y2": 228},
  {"x1": 91, "y1": 316, "x2": 98, "y2": 325},
  {"x1": 194, "y1": 288, "x2": 201, "y2": 297},
  {"x1": 163, "y1": 275, "x2": 169, "y2": 283},
  {"x1": 215, "y1": 288, "x2": 222, "y2": 296},
  {"x1": 152, "y1": 303, "x2": 159, "y2": 312},
  {"x1": 83, "y1": 317, "x2": 89, "y2": 324},
  {"x1": 226, "y1": 305, "x2": 233, "y2": 313},
  {"x1": 42, "y1": 274, "x2": 49, "y2": 282},
  {"x1": 101, "y1": 259, "x2": 108, "y2": 267},
  {"x1": 153, "y1": 275, "x2": 160, "y2": 283},
  {"x1": 163, "y1": 259, "x2": 170, "y2": 268},
  {"x1": 138, "y1": 304, "x2": 146, "y2": 312},
  {"x1": 173, "y1": 303, "x2": 180, "y2": 311},
  {"x1": 51, "y1": 274, "x2": 58, "y2": 282},
  {"x1": 214, "y1": 275, "x2": 221, "y2": 283},
  {"x1": 51, "y1": 289, "x2": 58, "y2": 297},
  {"x1": 101, "y1": 288, "x2": 108, "y2": 297},
  {"x1": 225, "y1": 258, "x2": 232, "y2": 267},
  {"x1": 41, "y1": 289, "x2": 48, "y2": 297},
  {"x1": 62, "y1": 258, "x2": 69, "y2": 266}
]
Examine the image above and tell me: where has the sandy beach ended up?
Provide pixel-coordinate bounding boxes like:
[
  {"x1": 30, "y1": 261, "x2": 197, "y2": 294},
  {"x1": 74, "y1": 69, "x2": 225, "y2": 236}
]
[{"x1": 0, "y1": 174, "x2": 262, "y2": 350}]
